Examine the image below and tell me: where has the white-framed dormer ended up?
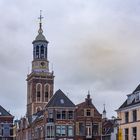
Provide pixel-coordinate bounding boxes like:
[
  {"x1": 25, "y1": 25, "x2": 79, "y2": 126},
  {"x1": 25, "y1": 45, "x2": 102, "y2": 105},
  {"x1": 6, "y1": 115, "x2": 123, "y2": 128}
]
[
  {"x1": 134, "y1": 91, "x2": 140, "y2": 102},
  {"x1": 127, "y1": 94, "x2": 135, "y2": 105}
]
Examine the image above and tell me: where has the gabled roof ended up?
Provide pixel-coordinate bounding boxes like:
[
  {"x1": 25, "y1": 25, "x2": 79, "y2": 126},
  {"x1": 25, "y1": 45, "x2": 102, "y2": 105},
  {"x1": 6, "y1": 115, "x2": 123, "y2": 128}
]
[
  {"x1": 32, "y1": 110, "x2": 44, "y2": 123},
  {"x1": 118, "y1": 99, "x2": 140, "y2": 110},
  {"x1": 117, "y1": 84, "x2": 140, "y2": 110},
  {"x1": 133, "y1": 84, "x2": 140, "y2": 93},
  {"x1": 0, "y1": 105, "x2": 12, "y2": 116},
  {"x1": 46, "y1": 89, "x2": 75, "y2": 108}
]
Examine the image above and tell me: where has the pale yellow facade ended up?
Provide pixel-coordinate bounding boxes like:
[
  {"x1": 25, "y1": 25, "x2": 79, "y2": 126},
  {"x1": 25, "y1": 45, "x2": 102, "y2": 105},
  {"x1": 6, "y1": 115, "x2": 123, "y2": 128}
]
[{"x1": 117, "y1": 105, "x2": 140, "y2": 140}]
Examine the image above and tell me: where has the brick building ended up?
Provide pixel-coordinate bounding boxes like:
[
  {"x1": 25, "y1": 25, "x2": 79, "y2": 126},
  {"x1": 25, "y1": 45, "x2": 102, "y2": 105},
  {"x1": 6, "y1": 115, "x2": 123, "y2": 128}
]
[
  {"x1": 75, "y1": 94, "x2": 102, "y2": 140},
  {"x1": 45, "y1": 89, "x2": 76, "y2": 140},
  {"x1": 16, "y1": 13, "x2": 103, "y2": 140},
  {"x1": 0, "y1": 105, "x2": 14, "y2": 140}
]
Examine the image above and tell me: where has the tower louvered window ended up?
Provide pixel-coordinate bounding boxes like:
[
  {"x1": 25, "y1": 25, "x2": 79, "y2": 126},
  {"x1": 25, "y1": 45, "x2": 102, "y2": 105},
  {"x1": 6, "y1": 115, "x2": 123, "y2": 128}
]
[
  {"x1": 36, "y1": 84, "x2": 42, "y2": 102},
  {"x1": 41, "y1": 45, "x2": 44, "y2": 58},
  {"x1": 45, "y1": 84, "x2": 50, "y2": 102},
  {"x1": 36, "y1": 45, "x2": 39, "y2": 58}
]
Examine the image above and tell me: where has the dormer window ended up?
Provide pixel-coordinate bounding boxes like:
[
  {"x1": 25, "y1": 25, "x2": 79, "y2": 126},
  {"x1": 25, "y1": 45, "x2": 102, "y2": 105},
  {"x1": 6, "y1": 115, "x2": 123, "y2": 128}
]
[
  {"x1": 127, "y1": 94, "x2": 135, "y2": 105},
  {"x1": 135, "y1": 93, "x2": 139, "y2": 102},
  {"x1": 60, "y1": 99, "x2": 64, "y2": 104}
]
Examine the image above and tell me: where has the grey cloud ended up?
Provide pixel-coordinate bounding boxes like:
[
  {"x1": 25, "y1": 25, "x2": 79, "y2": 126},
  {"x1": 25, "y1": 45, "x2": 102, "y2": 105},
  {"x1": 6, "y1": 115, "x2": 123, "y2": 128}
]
[{"x1": 0, "y1": 0, "x2": 140, "y2": 118}]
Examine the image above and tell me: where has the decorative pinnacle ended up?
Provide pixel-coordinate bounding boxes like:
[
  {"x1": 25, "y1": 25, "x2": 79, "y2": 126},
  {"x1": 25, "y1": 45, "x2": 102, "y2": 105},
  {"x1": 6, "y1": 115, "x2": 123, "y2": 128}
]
[
  {"x1": 103, "y1": 103, "x2": 106, "y2": 113},
  {"x1": 87, "y1": 90, "x2": 90, "y2": 99},
  {"x1": 38, "y1": 10, "x2": 44, "y2": 34}
]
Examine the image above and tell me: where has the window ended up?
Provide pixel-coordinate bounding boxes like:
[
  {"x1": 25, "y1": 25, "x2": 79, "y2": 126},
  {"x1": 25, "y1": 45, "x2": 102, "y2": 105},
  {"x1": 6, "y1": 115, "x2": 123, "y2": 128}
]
[
  {"x1": 48, "y1": 110, "x2": 53, "y2": 118},
  {"x1": 68, "y1": 126, "x2": 73, "y2": 136},
  {"x1": 36, "y1": 84, "x2": 42, "y2": 102},
  {"x1": 86, "y1": 109, "x2": 91, "y2": 116},
  {"x1": 36, "y1": 107, "x2": 41, "y2": 112},
  {"x1": 68, "y1": 111, "x2": 74, "y2": 119},
  {"x1": 37, "y1": 91, "x2": 40, "y2": 97},
  {"x1": 3, "y1": 124, "x2": 10, "y2": 137},
  {"x1": 44, "y1": 84, "x2": 50, "y2": 102},
  {"x1": 125, "y1": 128, "x2": 129, "y2": 140},
  {"x1": 36, "y1": 45, "x2": 39, "y2": 58},
  {"x1": 132, "y1": 127, "x2": 137, "y2": 140},
  {"x1": 45, "y1": 47, "x2": 47, "y2": 58},
  {"x1": 56, "y1": 126, "x2": 61, "y2": 136},
  {"x1": 61, "y1": 126, "x2": 66, "y2": 136},
  {"x1": 135, "y1": 93, "x2": 139, "y2": 102},
  {"x1": 45, "y1": 92, "x2": 48, "y2": 98},
  {"x1": 62, "y1": 111, "x2": 66, "y2": 119},
  {"x1": 56, "y1": 111, "x2": 61, "y2": 119},
  {"x1": 60, "y1": 99, "x2": 64, "y2": 104},
  {"x1": 86, "y1": 123, "x2": 92, "y2": 138},
  {"x1": 93, "y1": 124, "x2": 99, "y2": 136},
  {"x1": 125, "y1": 112, "x2": 129, "y2": 123},
  {"x1": 56, "y1": 125, "x2": 67, "y2": 136},
  {"x1": 132, "y1": 110, "x2": 137, "y2": 122},
  {"x1": 46, "y1": 125, "x2": 54, "y2": 138},
  {"x1": 79, "y1": 122, "x2": 85, "y2": 136},
  {"x1": 41, "y1": 45, "x2": 45, "y2": 58},
  {"x1": 56, "y1": 110, "x2": 66, "y2": 120}
]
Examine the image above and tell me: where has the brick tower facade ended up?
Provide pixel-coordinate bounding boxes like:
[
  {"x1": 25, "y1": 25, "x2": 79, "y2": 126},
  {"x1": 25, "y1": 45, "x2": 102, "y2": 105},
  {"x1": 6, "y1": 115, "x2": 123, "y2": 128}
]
[{"x1": 26, "y1": 13, "x2": 54, "y2": 117}]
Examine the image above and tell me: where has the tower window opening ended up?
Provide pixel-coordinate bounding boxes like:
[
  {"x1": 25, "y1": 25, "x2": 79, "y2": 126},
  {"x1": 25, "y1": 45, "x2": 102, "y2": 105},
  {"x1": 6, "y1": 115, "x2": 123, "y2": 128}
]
[
  {"x1": 41, "y1": 45, "x2": 44, "y2": 58},
  {"x1": 36, "y1": 45, "x2": 39, "y2": 58},
  {"x1": 37, "y1": 91, "x2": 40, "y2": 97},
  {"x1": 36, "y1": 84, "x2": 42, "y2": 102},
  {"x1": 44, "y1": 84, "x2": 50, "y2": 102},
  {"x1": 45, "y1": 92, "x2": 48, "y2": 98},
  {"x1": 45, "y1": 47, "x2": 47, "y2": 58}
]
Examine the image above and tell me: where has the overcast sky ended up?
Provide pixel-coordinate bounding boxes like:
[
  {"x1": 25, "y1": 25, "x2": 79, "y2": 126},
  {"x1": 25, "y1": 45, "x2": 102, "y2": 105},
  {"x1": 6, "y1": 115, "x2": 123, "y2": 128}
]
[{"x1": 0, "y1": 0, "x2": 140, "y2": 119}]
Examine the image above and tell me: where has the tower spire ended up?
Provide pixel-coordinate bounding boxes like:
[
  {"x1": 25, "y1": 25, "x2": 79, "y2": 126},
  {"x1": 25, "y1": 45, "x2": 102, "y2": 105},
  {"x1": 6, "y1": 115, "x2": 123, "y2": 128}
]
[
  {"x1": 38, "y1": 10, "x2": 44, "y2": 34},
  {"x1": 103, "y1": 103, "x2": 107, "y2": 119}
]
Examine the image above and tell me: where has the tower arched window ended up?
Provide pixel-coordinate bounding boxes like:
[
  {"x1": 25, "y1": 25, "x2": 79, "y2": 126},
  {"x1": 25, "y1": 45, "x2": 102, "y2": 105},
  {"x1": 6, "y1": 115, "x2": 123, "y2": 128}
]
[
  {"x1": 36, "y1": 107, "x2": 42, "y2": 113},
  {"x1": 36, "y1": 45, "x2": 39, "y2": 58},
  {"x1": 36, "y1": 83, "x2": 42, "y2": 102},
  {"x1": 41, "y1": 45, "x2": 44, "y2": 58},
  {"x1": 44, "y1": 84, "x2": 50, "y2": 102}
]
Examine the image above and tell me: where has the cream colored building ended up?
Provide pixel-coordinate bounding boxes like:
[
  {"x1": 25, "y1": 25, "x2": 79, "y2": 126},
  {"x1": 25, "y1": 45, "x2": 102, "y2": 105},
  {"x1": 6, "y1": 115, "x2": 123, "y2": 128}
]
[{"x1": 116, "y1": 84, "x2": 140, "y2": 140}]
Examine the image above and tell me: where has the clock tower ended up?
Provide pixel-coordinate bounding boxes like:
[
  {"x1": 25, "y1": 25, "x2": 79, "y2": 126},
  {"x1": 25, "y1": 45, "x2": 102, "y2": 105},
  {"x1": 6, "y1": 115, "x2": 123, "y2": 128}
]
[{"x1": 26, "y1": 13, "x2": 54, "y2": 117}]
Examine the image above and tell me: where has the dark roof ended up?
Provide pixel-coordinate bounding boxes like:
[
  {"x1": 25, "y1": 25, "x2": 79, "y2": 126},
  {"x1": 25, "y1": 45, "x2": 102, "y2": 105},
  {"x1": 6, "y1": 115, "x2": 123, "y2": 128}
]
[
  {"x1": 46, "y1": 89, "x2": 75, "y2": 108},
  {"x1": 118, "y1": 99, "x2": 140, "y2": 110},
  {"x1": 133, "y1": 84, "x2": 140, "y2": 93},
  {"x1": 102, "y1": 119, "x2": 116, "y2": 135},
  {"x1": 118, "y1": 84, "x2": 140, "y2": 110},
  {"x1": 32, "y1": 110, "x2": 44, "y2": 123},
  {"x1": 0, "y1": 105, "x2": 12, "y2": 116}
]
